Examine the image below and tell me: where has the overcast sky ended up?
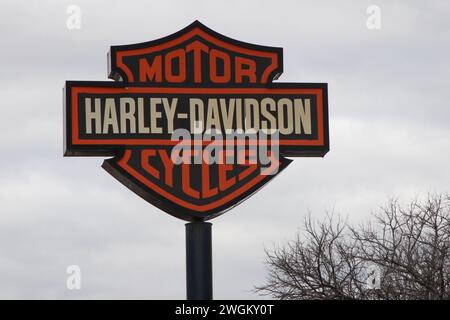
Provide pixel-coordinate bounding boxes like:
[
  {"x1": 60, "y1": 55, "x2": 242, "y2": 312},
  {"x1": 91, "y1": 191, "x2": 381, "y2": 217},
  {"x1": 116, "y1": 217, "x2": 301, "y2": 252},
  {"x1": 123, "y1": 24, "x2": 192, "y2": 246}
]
[{"x1": 0, "y1": 0, "x2": 449, "y2": 299}]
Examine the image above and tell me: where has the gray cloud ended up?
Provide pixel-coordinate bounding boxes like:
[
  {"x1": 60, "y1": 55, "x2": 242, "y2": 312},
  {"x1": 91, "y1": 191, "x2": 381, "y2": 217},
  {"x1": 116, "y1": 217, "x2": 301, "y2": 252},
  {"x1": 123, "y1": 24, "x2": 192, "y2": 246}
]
[{"x1": 0, "y1": 0, "x2": 449, "y2": 299}]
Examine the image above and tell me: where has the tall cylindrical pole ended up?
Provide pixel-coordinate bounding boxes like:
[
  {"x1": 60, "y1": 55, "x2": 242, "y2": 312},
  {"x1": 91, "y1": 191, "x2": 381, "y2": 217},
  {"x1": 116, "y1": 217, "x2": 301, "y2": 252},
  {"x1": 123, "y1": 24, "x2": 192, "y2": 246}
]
[{"x1": 185, "y1": 222, "x2": 213, "y2": 300}]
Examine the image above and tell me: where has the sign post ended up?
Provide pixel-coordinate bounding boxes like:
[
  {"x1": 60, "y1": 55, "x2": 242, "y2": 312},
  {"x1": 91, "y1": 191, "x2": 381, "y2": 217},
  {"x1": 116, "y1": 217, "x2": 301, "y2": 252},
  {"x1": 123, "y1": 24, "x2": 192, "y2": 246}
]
[
  {"x1": 63, "y1": 21, "x2": 329, "y2": 299},
  {"x1": 186, "y1": 222, "x2": 212, "y2": 300}
]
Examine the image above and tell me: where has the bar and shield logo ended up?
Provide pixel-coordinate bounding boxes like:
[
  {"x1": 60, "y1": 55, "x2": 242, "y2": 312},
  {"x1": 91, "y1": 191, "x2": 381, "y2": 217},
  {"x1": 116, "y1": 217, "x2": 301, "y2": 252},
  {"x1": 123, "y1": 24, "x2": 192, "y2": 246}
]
[{"x1": 63, "y1": 21, "x2": 329, "y2": 221}]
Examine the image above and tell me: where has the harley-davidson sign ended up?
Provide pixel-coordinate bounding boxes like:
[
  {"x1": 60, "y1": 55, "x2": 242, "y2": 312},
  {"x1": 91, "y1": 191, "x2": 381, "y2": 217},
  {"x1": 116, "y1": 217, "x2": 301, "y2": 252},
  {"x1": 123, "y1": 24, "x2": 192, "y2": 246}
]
[{"x1": 63, "y1": 21, "x2": 329, "y2": 221}]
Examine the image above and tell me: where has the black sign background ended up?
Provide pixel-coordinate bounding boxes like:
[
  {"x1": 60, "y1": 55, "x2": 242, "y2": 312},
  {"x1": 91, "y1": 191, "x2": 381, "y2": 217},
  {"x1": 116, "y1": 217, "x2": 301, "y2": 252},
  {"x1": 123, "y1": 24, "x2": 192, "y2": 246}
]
[{"x1": 63, "y1": 21, "x2": 329, "y2": 221}]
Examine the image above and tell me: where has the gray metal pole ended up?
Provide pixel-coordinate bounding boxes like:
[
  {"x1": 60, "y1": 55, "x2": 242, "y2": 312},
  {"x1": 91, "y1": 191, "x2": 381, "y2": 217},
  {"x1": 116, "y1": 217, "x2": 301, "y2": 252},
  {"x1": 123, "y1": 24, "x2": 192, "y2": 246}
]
[{"x1": 185, "y1": 222, "x2": 213, "y2": 300}]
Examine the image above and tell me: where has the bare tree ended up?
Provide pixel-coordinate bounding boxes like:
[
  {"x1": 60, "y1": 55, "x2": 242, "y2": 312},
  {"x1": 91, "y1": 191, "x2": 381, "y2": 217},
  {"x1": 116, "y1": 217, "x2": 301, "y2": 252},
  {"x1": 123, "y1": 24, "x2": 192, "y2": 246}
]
[{"x1": 256, "y1": 193, "x2": 450, "y2": 300}]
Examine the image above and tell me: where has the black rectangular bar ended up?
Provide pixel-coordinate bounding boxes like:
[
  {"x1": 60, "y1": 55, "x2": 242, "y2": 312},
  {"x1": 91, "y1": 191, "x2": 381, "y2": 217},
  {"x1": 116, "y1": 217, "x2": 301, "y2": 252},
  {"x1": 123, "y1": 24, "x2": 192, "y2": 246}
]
[{"x1": 186, "y1": 222, "x2": 213, "y2": 300}]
